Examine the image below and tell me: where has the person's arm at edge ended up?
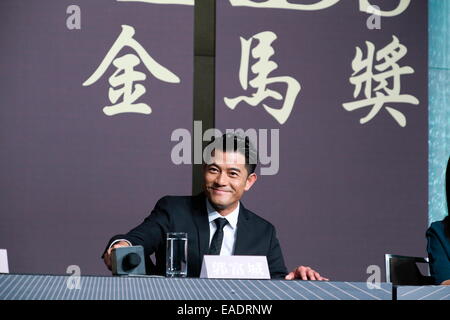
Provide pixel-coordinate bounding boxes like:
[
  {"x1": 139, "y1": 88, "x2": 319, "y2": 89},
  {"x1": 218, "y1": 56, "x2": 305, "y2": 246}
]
[
  {"x1": 426, "y1": 224, "x2": 450, "y2": 285},
  {"x1": 102, "y1": 196, "x2": 172, "y2": 270}
]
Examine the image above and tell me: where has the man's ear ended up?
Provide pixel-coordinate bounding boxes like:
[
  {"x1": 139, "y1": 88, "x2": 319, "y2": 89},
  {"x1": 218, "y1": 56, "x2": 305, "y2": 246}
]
[{"x1": 244, "y1": 173, "x2": 257, "y2": 191}]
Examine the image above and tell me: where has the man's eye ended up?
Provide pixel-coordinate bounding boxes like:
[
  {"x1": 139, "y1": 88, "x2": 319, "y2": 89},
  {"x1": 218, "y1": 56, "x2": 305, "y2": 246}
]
[
  {"x1": 229, "y1": 172, "x2": 238, "y2": 176},
  {"x1": 209, "y1": 167, "x2": 218, "y2": 172}
]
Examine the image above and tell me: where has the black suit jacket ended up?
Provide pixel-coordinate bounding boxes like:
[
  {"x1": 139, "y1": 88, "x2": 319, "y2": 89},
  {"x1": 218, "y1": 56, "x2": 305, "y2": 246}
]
[{"x1": 105, "y1": 193, "x2": 288, "y2": 279}]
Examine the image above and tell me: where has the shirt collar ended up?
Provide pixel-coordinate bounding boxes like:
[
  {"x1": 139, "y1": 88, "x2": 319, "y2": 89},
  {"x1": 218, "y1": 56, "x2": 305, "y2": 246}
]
[{"x1": 206, "y1": 198, "x2": 240, "y2": 230}]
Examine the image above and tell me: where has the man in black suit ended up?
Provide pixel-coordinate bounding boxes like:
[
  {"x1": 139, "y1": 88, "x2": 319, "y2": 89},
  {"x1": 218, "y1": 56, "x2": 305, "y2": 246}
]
[{"x1": 103, "y1": 133, "x2": 327, "y2": 280}]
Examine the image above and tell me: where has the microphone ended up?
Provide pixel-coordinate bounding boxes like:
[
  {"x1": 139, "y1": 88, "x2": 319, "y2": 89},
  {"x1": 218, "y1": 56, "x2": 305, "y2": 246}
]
[
  {"x1": 111, "y1": 246, "x2": 146, "y2": 276},
  {"x1": 123, "y1": 252, "x2": 141, "y2": 270}
]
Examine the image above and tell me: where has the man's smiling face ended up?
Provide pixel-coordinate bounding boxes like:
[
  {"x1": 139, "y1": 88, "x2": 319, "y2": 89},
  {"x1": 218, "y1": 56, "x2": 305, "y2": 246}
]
[{"x1": 203, "y1": 149, "x2": 257, "y2": 216}]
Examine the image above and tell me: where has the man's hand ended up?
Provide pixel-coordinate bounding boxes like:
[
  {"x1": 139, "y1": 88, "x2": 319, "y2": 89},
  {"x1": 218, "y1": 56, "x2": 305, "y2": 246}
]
[
  {"x1": 103, "y1": 241, "x2": 131, "y2": 271},
  {"x1": 285, "y1": 266, "x2": 329, "y2": 281},
  {"x1": 441, "y1": 279, "x2": 450, "y2": 286}
]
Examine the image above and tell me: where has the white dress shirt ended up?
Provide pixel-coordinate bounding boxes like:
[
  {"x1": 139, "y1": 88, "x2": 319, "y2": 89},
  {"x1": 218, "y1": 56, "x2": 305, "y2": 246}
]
[{"x1": 206, "y1": 198, "x2": 239, "y2": 256}]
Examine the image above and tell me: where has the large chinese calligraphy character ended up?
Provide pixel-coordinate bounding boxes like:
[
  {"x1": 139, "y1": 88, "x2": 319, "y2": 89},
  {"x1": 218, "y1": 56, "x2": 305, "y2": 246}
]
[
  {"x1": 359, "y1": 0, "x2": 410, "y2": 17},
  {"x1": 342, "y1": 36, "x2": 419, "y2": 127},
  {"x1": 229, "y1": 0, "x2": 339, "y2": 11},
  {"x1": 229, "y1": 0, "x2": 411, "y2": 17},
  {"x1": 83, "y1": 25, "x2": 180, "y2": 116},
  {"x1": 224, "y1": 31, "x2": 301, "y2": 125}
]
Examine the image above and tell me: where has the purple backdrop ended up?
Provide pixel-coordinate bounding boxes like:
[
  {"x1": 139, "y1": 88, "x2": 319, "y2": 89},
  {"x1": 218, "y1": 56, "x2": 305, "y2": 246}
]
[
  {"x1": 216, "y1": 0, "x2": 428, "y2": 281},
  {"x1": 0, "y1": 0, "x2": 193, "y2": 275},
  {"x1": 0, "y1": 0, "x2": 429, "y2": 282}
]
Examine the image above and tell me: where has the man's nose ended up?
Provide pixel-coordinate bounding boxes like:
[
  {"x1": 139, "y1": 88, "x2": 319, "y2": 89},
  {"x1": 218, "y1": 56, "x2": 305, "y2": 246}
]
[{"x1": 214, "y1": 172, "x2": 228, "y2": 186}]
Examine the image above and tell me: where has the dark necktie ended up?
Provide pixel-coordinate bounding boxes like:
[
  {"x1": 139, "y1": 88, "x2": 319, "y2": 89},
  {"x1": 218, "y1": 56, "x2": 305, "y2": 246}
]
[{"x1": 208, "y1": 218, "x2": 228, "y2": 255}]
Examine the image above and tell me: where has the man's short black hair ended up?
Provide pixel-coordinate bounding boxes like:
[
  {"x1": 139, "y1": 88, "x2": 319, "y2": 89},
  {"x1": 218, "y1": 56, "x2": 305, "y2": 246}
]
[{"x1": 204, "y1": 133, "x2": 258, "y2": 175}]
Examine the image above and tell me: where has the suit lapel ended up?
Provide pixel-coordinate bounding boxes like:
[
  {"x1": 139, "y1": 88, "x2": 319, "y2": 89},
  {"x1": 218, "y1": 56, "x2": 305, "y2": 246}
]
[
  {"x1": 192, "y1": 193, "x2": 210, "y2": 258},
  {"x1": 233, "y1": 203, "x2": 251, "y2": 255}
]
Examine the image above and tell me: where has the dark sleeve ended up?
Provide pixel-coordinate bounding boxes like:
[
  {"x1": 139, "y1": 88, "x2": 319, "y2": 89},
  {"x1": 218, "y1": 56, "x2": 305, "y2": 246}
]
[
  {"x1": 102, "y1": 196, "x2": 171, "y2": 258},
  {"x1": 426, "y1": 223, "x2": 450, "y2": 285},
  {"x1": 267, "y1": 226, "x2": 288, "y2": 279}
]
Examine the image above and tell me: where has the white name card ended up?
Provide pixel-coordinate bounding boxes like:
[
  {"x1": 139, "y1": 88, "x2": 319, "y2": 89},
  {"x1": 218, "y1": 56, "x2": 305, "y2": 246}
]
[
  {"x1": 0, "y1": 249, "x2": 9, "y2": 274},
  {"x1": 200, "y1": 255, "x2": 270, "y2": 279}
]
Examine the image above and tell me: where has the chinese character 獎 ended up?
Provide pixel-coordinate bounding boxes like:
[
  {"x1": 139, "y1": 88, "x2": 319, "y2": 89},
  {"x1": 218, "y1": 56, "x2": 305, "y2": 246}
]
[{"x1": 342, "y1": 35, "x2": 419, "y2": 127}]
